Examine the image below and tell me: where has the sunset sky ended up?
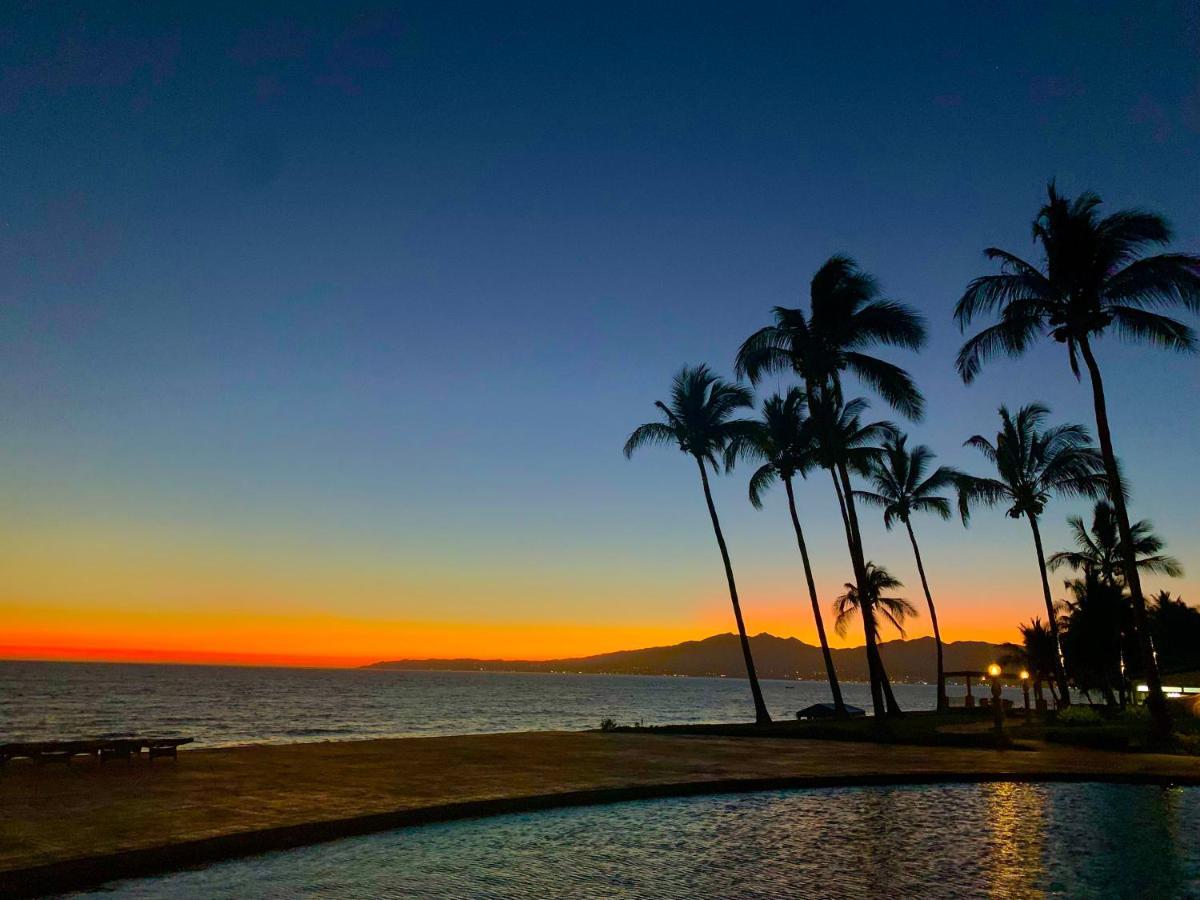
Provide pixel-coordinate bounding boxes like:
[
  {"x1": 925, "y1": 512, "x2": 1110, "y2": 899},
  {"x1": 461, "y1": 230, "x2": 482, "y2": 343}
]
[{"x1": 4, "y1": 3, "x2": 1199, "y2": 667}]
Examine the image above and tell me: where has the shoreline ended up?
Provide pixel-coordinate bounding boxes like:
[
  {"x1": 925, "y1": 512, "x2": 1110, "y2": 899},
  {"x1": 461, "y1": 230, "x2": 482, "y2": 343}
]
[{"x1": 3, "y1": 730, "x2": 1200, "y2": 896}]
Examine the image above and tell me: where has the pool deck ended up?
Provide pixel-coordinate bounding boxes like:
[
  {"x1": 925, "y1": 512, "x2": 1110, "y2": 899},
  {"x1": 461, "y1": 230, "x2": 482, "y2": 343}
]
[{"x1": 3, "y1": 730, "x2": 1199, "y2": 895}]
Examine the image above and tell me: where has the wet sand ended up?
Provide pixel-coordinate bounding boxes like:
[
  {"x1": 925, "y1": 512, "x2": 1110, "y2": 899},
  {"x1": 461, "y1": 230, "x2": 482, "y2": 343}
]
[{"x1": 2, "y1": 730, "x2": 1199, "y2": 895}]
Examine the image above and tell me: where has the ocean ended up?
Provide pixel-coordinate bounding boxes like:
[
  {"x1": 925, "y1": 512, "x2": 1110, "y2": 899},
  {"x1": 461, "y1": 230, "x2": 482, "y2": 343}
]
[{"x1": 0, "y1": 661, "x2": 1019, "y2": 747}]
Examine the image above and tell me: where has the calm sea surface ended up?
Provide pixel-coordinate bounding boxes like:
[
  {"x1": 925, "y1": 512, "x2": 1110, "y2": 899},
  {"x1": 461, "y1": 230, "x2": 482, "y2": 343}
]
[
  {"x1": 73, "y1": 783, "x2": 1200, "y2": 898},
  {"x1": 0, "y1": 661, "x2": 1035, "y2": 747}
]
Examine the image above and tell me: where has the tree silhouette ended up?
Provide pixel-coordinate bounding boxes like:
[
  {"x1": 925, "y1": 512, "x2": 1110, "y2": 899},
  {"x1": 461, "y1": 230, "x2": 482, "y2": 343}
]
[
  {"x1": 833, "y1": 562, "x2": 918, "y2": 639},
  {"x1": 807, "y1": 394, "x2": 903, "y2": 715},
  {"x1": 624, "y1": 364, "x2": 772, "y2": 724},
  {"x1": 957, "y1": 403, "x2": 1107, "y2": 706},
  {"x1": 736, "y1": 256, "x2": 924, "y2": 716},
  {"x1": 727, "y1": 388, "x2": 845, "y2": 714},
  {"x1": 1047, "y1": 500, "x2": 1182, "y2": 586},
  {"x1": 855, "y1": 434, "x2": 961, "y2": 710},
  {"x1": 1017, "y1": 617, "x2": 1059, "y2": 709},
  {"x1": 955, "y1": 183, "x2": 1200, "y2": 736},
  {"x1": 1058, "y1": 573, "x2": 1126, "y2": 707}
]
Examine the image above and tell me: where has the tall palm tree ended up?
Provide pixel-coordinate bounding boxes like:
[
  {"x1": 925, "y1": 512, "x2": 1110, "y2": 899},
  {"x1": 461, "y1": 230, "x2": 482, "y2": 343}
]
[
  {"x1": 833, "y1": 562, "x2": 918, "y2": 640},
  {"x1": 1047, "y1": 499, "x2": 1183, "y2": 586},
  {"x1": 957, "y1": 403, "x2": 1107, "y2": 706},
  {"x1": 726, "y1": 388, "x2": 846, "y2": 714},
  {"x1": 954, "y1": 183, "x2": 1200, "y2": 735},
  {"x1": 807, "y1": 395, "x2": 901, "y2": 716},
  {"x1": 855, "y1": 434, "x2": 961, "y2": 711},
  {"x1": 736, "y1": 255, "x2": 925, "y2": 716},
  {"x1": 623, "y1": 364, "x2": 772, "y2": 724}
]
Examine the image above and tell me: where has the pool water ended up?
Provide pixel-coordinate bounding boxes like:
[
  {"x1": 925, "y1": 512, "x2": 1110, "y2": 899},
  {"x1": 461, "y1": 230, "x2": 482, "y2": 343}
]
[{"x1": 76, "y1": 783, "x2": 1200, "y2": 898}]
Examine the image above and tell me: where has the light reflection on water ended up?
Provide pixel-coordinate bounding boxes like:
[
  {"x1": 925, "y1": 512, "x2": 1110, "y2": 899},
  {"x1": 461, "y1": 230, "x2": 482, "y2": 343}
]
[{"x1": 75, "y1": 783, "x2": 1200, "y2": 899}]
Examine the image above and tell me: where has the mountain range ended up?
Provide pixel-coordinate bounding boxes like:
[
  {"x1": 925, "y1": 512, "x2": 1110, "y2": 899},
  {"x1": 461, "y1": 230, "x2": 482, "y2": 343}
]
[{"x1": 366, "y1": 632, "x2": 1017, "y2": 682}]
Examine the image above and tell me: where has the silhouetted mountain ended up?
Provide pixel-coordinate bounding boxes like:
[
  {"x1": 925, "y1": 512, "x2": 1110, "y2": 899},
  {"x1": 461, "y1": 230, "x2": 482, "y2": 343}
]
[{"x1": 366, "y1": 633, "x2": 1016, "y2": 682}]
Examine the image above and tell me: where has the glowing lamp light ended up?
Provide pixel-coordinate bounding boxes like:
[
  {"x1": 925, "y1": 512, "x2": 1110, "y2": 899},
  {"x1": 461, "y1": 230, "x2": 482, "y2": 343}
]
[
  {"x1": 987, "y1": 663, "x2": 1002, "y2": 678},
  {"x1": 1019, "y1": 670, "x2": 1029, "y2": 681}
]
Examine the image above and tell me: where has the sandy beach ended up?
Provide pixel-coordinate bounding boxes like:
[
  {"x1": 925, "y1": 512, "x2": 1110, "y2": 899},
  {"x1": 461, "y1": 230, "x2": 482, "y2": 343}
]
[{"x1": 3, "y1": 730, "x2": 1200, "y2": 895}]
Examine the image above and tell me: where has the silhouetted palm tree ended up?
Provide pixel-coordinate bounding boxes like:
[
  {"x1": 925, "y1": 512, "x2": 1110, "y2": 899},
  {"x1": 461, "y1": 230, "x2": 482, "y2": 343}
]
[
  {"x1": 1017, "y1": 617, "x2": 1059, "y2": 709},
  {"x1": 736, "y1": 257, "x2": 924, "y2": 717},
  {"x1": 737, "y1": 255, "x2": 927, "y2": 418},
  {"x1": 955, "y1": 183, "x2": 1200, "y2": 735},
  {"x1": 623, "y1": 365, "x2": 772, "y2": 724},
  {"x1": 1047, "y1": 499, "x2": 1183, "y2": 586},
  {"x1": 855, "y1": 434, "x2": 961, "y2": 711},
  {"x1": 808, "y1": 395, "x2": 901, "y2": 716},
  {"x1": 727, "y1": 388, "x2": 845, "y2": 714},
  {"x1": 957, "y1": 403, "x2": 1107, "y2": 706},
  {"x1": 1058, "y1": 573, "x2": 1126, "y2": 707},
  {"x1": 1148, "y1": 591, "x2": 1200, "y2": 675},
  {"x1": 1049, "y1": 501, "x2": 1181, "y2": 704},
  {"x1": 833, "y1": 562, "x2": 918, "y2": 640}
]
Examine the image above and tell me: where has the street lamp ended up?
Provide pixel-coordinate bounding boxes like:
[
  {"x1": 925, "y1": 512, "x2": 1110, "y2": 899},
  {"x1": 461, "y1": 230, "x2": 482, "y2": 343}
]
[
  {"x1": 988, "y1": 663, "x2": 1004, "y2": 734},
  {"x1": 1019, "y1": 670, "x2": 1031, "y2": 721}
]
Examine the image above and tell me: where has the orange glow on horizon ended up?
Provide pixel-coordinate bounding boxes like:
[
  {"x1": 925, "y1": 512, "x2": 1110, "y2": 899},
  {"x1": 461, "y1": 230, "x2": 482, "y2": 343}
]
[{"x1": 2, "y1": 596, "x2": 1027, "y2": 669}]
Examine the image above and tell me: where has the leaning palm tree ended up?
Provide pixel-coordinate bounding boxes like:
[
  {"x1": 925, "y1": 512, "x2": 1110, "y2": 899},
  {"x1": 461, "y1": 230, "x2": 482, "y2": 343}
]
[
  {"x1": 807, "y1": 394, "x2": 900, "y2": 716},
  {"x1": 624, "y1": 364, "x2": 772, "y2": 724},
  {"x1": 736, "y1": 256, "x2": 925, "y2": 717},
  {"x1": 833, "y1": 562, "x2": 918, "y2": 641},
  {"x1": 726, "y1": 388, "x2": 845, "y2": 714},
  {"x1": 955, "y1": 183, "x2": 1200, "y2": 735},
  {"x1": 855, "y1": 434, "x2": 961, "y2": 711},
  {"x1": 957, "y1": 403, "x2": 1108, "y2": 706},
  {"x1": 1047, "y1": 499, "x2": 1183, "y2": 587}
]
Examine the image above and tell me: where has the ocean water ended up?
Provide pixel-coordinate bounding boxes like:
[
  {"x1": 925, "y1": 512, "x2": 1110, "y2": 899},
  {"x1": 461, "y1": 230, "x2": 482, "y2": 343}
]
[
  {"x1": 0, "y1": 661, "x2": 1031, "y2": 747},
  {"x1": 74, "y1": 782, "x2": 1200, "y2": 898}
]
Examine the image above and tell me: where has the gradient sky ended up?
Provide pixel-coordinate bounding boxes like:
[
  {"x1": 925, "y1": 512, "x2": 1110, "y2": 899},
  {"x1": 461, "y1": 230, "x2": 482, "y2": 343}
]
[{"x1": 3, "y1": 2, "x2": 1199, "y2": 666}]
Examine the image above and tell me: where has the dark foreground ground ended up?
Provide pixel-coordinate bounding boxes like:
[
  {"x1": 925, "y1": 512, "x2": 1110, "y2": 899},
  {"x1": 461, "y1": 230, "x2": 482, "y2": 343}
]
[{"x1": 2, "y1": 726, "x2": 1199, "y2": 896}]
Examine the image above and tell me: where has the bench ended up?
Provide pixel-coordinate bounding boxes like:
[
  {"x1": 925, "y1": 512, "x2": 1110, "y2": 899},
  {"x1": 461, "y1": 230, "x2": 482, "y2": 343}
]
[{"x1": 0, "y1": 737, "x2": 193, "y2": 765}]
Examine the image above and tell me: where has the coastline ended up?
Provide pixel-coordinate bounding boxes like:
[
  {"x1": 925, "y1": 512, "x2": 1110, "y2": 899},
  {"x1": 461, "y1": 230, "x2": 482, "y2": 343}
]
[{"x1": 3, "y1": 730, "x2": 1200, "y2": 896}]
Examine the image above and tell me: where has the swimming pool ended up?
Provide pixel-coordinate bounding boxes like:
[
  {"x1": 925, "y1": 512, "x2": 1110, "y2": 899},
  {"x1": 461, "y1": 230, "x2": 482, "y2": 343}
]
[{"x1": 75, "y1": 782, "x2": 1200, "y2": 898}]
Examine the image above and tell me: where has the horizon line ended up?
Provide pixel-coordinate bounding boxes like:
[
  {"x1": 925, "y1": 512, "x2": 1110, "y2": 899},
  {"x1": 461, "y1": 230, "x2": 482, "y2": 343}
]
[{"x1": 0, "y1": 632, "x2": 1016, "y2": 670}]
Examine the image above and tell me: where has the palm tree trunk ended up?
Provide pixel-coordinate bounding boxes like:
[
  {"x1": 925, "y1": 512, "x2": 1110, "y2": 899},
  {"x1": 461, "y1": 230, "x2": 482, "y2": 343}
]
[
  {"x1": 904, "y1": 518, "x2": 946, "y2": 712},
  {"x1": 1028, "y1": 514, "x2": 1072, "y2": 707},
  {"x1": 874, "y1": 643, "x2": 902, "y2": 715},
  {"x1": 695, "y1": 456, "x2": 772, "y2": 725},
  {"x1": 783, "y1": 476, "x2": 845, "y2": 714},
  {"x1": 830, "y1": 468, "x2": 884, "y2": 715},
  {"x1": 831, "y1": 469, "x2": 854, "y2": 545},
  {"x1": 1077, "y1": 336, "x2": 1170, "y2": 740},
  {"x1": 834, "y1": 463, "x2": 893, "y2": 717}
]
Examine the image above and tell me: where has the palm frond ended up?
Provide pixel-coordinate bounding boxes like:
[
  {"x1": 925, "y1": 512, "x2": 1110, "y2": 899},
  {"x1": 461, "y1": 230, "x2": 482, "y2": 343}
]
[
  {"x1": 1103, "y1": 253, "x2": 1200, "y2": 312},
  {"x1": 1107, "y1": 306, "x2": 1197, "y2": 351},
  {"x1": 910, "y1": 495, "x2": 952, "y2": 519},
  {"x1": 734, "y1": 322, "x2": 797, "y2": 384},
  {"x1": 955, "y1": 314, "x2": 1043, "y2": 384},
  {"x1": 623, "y1": 422, "x2": 677, "y2": 458},
  {"x1": 846, "y1": 300, "x2": 927, "y2": 350},
  {"x1": 843, "y1": 353, "x2": 925, "y2": 419}
]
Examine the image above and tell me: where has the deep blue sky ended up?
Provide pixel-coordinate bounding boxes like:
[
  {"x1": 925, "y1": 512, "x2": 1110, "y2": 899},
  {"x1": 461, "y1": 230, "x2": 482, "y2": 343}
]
[{"x1": 3, "y1": 2, "x2": 1199, "y2": 659}]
